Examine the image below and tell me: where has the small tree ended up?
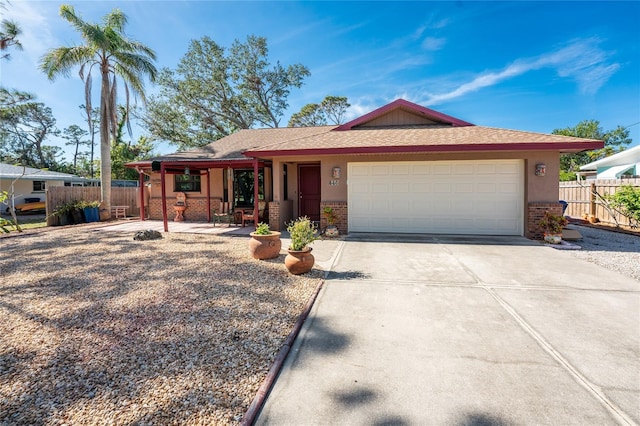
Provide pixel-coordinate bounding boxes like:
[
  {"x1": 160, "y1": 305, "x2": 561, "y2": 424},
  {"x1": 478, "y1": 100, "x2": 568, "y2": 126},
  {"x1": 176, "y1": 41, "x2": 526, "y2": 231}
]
[
  {"x1": 288, "y1": 95, "x2": 350, "y2": 127},
  {"x1": 604, "y1": 185, "x2": 640, "y2": 229}
]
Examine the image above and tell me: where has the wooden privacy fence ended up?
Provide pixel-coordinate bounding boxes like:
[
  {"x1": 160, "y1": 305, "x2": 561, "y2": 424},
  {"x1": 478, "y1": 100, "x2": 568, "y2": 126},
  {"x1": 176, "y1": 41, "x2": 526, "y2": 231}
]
[
  {"x1": 46, "y1": 186, "x2": 140, "y2": 219},
  {"x1": 559, "y1": 178, "x2": 640, "y2": 227}
]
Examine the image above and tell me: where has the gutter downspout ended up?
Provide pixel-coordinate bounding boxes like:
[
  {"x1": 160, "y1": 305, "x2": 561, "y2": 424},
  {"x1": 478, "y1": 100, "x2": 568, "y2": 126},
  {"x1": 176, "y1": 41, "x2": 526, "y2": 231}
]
[{"x1": 161, "y1": 162, "x2": 169, "y2": 232}]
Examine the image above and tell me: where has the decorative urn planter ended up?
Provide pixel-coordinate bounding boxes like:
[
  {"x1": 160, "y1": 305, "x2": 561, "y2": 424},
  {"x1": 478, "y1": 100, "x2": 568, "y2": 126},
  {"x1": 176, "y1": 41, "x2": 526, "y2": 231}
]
[
  {"x1": 325, "y1": 225, "x2": 339, "y2": 237},
  {"x1": 285, "y1": 247, "x2": 315, "y2": 275},
  {"x1": 543, "y1": 233, "x2": 563, "y2": 244},
  {"x1": 249, "y1": 231, "x2": 282, "y2": 260}
]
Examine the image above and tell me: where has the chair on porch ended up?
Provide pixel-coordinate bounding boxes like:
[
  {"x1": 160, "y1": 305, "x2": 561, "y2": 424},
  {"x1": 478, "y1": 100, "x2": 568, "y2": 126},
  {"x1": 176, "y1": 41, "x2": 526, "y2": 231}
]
[
  {"x1": 241, "y1": 201, "x2": 267, "y2": 227},
  {"x1": 213, "y1": 202, "x2": 235, "y2": 227}
]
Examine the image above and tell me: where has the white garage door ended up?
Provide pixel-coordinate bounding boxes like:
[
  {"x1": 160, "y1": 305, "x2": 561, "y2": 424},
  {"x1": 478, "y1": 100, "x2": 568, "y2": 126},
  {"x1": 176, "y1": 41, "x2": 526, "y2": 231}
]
[{"x1": 348, "y1": 160, "x2": 523, "y2": 235}]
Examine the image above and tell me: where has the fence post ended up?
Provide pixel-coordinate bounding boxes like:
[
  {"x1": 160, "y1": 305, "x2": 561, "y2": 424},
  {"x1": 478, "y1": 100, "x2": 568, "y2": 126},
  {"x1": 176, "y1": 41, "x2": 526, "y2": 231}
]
[{"x1": 590, "y1": 183, "x2": 597, "y2": 217}]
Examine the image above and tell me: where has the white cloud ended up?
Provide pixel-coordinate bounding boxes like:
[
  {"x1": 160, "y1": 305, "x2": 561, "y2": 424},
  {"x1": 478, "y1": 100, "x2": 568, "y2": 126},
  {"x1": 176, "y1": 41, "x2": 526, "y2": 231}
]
[
  {"x1": 423, "y1": 37, "x2": 619, "y2": 105},
  {"x1": 4, "y1": 2, "x2": 58, "y2": 66},
  {"x1": 421, "y1": 37, "x2": 446, "y2": 51}
]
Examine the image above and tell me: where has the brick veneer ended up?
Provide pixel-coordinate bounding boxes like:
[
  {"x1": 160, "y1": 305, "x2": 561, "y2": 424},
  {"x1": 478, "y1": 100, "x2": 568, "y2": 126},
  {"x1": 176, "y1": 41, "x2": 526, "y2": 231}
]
[
  {"x1": 320, "y1": 201, "x2": 348, "y2": 234},
  {"x1": 269, "y1": 201, "x2": 280, "y2": 231},
  {"x1": 527, "y1": 202, "x2": 563, "y2": 240},
  {"x1": 148, "y1": 197, "x2": 221, "y2": 222}
]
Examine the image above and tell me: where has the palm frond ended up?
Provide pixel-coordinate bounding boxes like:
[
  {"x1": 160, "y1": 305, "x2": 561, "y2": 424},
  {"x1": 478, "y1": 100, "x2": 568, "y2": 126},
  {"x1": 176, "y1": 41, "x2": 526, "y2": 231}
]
[
  {"x1": 40, "y1": 45, "x2": 96, "y2": 80},
  {"x1": 103, "y1": 9, "x2": 127, "y2": 32},
  {"x1": 124, "y1": 83, "x2": 133, "y2": 139},
  {"x1": 110, "y1": 74, "x2": 117, "y2": 140}
]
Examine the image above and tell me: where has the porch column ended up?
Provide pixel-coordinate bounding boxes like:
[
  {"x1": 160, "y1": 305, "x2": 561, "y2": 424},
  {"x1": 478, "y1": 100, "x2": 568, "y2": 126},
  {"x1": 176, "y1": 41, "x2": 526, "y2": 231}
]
[
  {"x1": 160, "y1": 162, "x2": 168, "y2": 232},
  {"x1": 253, "y1": 158, "x2": 259, "y2": 229},
  {"x1": 227, "y1": 168, "x2": 234, "y2": 210},
  {"x1": 206, "y1": 169, "x2": 211, "y2": 222},
  {"x1": 272, "y1": 159, "x2": 281, "y2": 202},
  {"x1": 138, "y1": 169, "x2": 145, "y2": 221}
]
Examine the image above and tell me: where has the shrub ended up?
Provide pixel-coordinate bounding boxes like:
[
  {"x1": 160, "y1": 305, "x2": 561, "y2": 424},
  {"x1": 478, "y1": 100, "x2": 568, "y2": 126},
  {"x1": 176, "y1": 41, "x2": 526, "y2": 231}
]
[
  {"x1": 254, "y1": 222, "x2": 272, "y2": 235},
  {"x1": 287, "y1": 216, "x2": 318, "y2": 251},
  {"x1": 538, "y1": 211, "x2": 568, "y2": 234},
  {"x1": 605, "y1": 185, "x2": 640, "y2": 228}
]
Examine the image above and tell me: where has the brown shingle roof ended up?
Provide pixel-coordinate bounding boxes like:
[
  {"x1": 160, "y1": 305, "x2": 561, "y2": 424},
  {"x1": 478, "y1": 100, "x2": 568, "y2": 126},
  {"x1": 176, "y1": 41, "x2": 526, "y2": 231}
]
[
  {"x1": 149, "y1": 126, "x2": 335, "y2": 162},
  {"x1": 141, "y1": 123, "x2": 601, "y2": 164},
  {"x1": 244, "y1": 125, "x2": 603, "y2": 156}
]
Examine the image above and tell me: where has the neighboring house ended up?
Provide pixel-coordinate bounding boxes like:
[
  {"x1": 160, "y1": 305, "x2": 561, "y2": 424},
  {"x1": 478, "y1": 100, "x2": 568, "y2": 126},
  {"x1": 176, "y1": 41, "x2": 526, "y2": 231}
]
[
  {"x1": 0, "y1": 163, "x2": 95, "y2": 212},
  {"x1": 578, "y1": 145, "x2": 640, "y2": 180},
  {"x1": 127, "y1": 99, "x2": 603, "y2": 238}
]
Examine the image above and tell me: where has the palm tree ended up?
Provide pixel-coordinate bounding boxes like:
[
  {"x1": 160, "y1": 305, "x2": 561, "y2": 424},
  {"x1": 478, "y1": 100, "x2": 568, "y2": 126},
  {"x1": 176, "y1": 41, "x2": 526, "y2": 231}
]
[
  {"x1": 0, "y1": 19, "x2": 22, "y2": 60},
  {"x1": 40, "y1": 5, "x2": 156, "y2": 219}
]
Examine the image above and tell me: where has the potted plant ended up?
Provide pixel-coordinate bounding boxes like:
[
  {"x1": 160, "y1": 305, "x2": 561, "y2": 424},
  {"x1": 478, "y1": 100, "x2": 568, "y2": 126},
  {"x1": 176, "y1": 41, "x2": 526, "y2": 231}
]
[
  {"x1": 82, "y1": 200, "x2": 100, "y2": 223},
  {"x1": 285, "y1": 216, "x2": 318, "y2": 274},
  {"x1": 53, "y1": 202, "x2": 72, "y2": 226},
  {"x1": 538, "y1": 211, "x2": 568, "y2": 244},
  {"x1": 322, "y1": 206, "x2": 339, "y2": 237},
  {"x1": 249, "y1": 222, "x2": 282, "y2": 260},
  {"x1": 69, "y1": 200, "x2": 85, "y2": 224}
]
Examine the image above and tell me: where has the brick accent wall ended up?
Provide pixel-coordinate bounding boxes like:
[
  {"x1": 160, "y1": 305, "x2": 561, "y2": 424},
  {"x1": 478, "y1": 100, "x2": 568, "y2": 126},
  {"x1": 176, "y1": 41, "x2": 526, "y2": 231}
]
[
  {"x1": 527, "y1": 202, "x2": 562, "y2": 240},
  {"x1": 320, "y1": 201, "x2": 348, "y2": 234},
  {"x1": 269, "y1": 201, "x2": 280, "y2": 231},
  {"x1": 148, "y1": 197, "x2": 221, "y2": 222}
]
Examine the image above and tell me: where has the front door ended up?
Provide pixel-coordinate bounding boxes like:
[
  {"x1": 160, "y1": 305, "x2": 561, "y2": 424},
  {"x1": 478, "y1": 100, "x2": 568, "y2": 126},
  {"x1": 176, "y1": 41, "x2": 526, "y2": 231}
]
[{"x1": 298, "y1": 164, "x2": 321, "y2": 221}]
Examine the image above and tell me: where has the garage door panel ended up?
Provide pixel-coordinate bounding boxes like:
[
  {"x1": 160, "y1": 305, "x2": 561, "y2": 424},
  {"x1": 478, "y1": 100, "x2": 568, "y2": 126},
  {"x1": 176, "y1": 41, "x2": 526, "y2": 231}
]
[
  {"x1": 412, "y1": 164, "x2": 430, "y2": 174},
  {"x1": 477, "y1": 164, "x2": 497, "y2": 174},
  {"x1": 348, "y1": 160, "x2": 523, "y2": 235},
  {"x1": 391, "y1": 165, "x2": 410, "y2": 175},
  {"x1": 433, "y1": 164, "x2": 452, "y2": 174},
  {"x1": 392, "y1": 182, "x2": 409, "y2": 193},
  {"x1": 477, "y1": 183, "x2": 497, "y2": 193},
  {"x1": 371, "y1": 165, "x2": 390, "y2": 175}
]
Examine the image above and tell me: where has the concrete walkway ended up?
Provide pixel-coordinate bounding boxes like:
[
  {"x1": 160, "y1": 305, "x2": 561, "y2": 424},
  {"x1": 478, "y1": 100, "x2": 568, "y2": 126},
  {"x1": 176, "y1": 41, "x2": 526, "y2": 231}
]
[{"x1": 256, "y1": 234, "x2": 640, "y2": 425}]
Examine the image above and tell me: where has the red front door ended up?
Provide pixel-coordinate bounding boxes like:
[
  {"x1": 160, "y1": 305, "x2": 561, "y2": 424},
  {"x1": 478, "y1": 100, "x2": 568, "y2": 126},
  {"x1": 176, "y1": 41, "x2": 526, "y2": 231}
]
[{"x1": 298, "y1": 164, "x2": 321, "y2": 221}]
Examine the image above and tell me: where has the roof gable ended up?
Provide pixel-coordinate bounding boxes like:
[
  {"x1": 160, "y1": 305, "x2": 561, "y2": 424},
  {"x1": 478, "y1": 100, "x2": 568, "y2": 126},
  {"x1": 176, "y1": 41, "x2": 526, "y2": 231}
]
[{"x1": 334, "y1": 99, "x2": 474, "y2": 131}]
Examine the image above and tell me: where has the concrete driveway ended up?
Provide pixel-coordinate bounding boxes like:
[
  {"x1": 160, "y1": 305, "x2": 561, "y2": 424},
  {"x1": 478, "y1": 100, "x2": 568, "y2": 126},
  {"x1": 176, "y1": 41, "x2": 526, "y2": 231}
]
[{"x1": 256, "y1": 235, "x2": 640, "y2": 425}]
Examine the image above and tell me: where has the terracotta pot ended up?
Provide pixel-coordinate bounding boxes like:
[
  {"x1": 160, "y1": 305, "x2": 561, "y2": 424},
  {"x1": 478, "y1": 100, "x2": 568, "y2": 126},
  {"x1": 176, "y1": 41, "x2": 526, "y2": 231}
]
[
  {"x1": 544, "y1": 233, "x2": 562, "y2": 244},
  {"x1": 285, "y1": 247, "x2": 315, "y2": 275},
  {"x1": 325, "y1": 225, "x2": 339, "y2": 237},
  {"x1": 249, "y1": 231, "x2": 282, "y2": 260}
]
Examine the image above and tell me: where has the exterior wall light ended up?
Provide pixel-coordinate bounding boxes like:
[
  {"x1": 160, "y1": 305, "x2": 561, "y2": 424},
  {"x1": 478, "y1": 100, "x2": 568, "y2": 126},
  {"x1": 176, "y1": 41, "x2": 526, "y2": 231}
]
[{"x1": 535, "y1": 164, "x2": 546, "y2": 176}]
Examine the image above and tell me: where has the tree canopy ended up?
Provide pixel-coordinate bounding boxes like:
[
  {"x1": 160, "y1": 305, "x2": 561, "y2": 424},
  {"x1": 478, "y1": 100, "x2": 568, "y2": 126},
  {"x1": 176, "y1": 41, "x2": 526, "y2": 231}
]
[
  {"x1": 552, "y1": 119, "x2": 632, "y2": 181},
  {"x1": 0, "y1": 88, "x2": 65, "y2": 170},
  {"x1": 142, "y1": 35, "x2": 310, "y2": 150},
  {"x1": 288, "y1": 96, "x2": 350, "y2": 127},
  {"x1": 0, "y1": 1, "x2": 22, "y2": 61},
  {"x1": 40, "y1": 4, "x2": 157, "y2": 217}
]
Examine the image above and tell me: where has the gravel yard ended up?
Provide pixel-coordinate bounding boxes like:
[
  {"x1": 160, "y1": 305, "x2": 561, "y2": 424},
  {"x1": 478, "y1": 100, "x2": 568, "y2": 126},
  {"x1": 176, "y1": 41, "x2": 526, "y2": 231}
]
[
  {"x1": 567, "y1": 225, "x2": 640, "y2": 281},
  {"x1": 0, "y1": 228, "x2": 322, "y2": 424}
]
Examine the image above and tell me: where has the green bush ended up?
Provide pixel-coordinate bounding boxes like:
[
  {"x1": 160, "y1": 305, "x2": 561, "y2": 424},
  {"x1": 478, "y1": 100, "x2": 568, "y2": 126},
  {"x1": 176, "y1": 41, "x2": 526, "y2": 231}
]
[
  {"x1": 605, "y1": 185, "x2": 640, "y2": 228},
  {"x1": 287, "y1": 216, "x2": 318, "y2": 251},
  {"x1": 254, "y1": 222, "x2": 272, "y2": 235}
]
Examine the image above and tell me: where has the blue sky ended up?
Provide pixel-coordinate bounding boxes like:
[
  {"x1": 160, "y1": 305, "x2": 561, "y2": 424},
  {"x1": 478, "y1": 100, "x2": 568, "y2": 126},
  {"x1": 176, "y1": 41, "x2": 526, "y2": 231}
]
[{"x1": 3, "y1": 1, "x2": 639, "y2": 161}]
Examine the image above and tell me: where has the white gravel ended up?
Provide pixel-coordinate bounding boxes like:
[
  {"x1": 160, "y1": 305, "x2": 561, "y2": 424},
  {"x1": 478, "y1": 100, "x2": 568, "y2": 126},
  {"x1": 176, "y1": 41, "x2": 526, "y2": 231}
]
[
  {"x1": 566, "y1": 225, "x2": 640, "y2": 282},
  {"x1": 0, "y1": 228, "x2": 322, "y2": 425}
]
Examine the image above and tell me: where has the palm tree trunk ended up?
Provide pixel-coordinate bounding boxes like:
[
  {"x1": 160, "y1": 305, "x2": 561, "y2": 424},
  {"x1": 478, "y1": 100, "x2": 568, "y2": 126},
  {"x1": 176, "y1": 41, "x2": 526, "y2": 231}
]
[{"x1": 99, "y1": 70, "x2": 112, "y2": 220}]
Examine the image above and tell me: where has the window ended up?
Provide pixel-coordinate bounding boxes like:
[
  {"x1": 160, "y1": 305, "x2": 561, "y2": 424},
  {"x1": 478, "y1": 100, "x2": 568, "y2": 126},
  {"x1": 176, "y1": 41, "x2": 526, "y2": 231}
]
[
  {"x1": 174, "y1": 174, "x2": 201, "y2": 192},
  {"x1": 33, "y1": 181, "x2": 46, "y2": 192}
]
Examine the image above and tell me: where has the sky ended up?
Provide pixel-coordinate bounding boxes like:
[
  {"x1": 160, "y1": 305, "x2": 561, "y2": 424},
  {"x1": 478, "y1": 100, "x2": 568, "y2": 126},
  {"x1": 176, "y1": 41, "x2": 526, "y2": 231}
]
[{"x1": 2, "y1": 0, "x2": 639, "y2": 162}]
